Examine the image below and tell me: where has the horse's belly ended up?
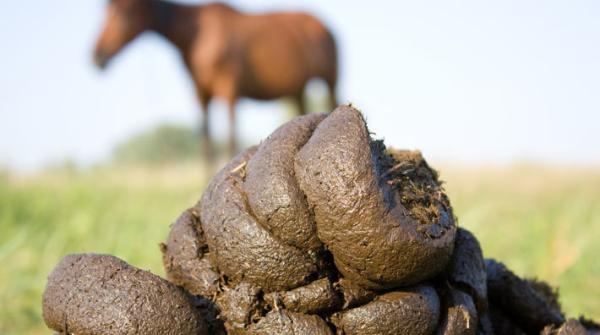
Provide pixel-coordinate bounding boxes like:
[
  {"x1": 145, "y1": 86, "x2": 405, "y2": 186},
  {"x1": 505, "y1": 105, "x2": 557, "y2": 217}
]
[
  {"x1": 241, "y1": 34, "x2": 312, "y2": 99},
  {"x1": 242, "y1": 78, "x2": 305, "y2": 100}
]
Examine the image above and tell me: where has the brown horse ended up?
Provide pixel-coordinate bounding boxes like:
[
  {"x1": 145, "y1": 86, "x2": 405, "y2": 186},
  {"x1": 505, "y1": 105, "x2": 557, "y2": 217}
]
[{"x1": 94, "y1": 0, "x2": 338, "y2": 160}]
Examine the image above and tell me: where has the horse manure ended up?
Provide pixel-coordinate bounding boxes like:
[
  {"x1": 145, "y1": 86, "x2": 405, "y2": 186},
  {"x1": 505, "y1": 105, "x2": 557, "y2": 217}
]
[
  {"x1": 248, "y1": 310, "x2": 333, "y2": 335},
  {"x1": 42, "y1": 105, "x2": 598, "y2": 334},
  {"x1": 437, "y1": 288, "x2": 478, "y2": 335},
  {"x1": 541, "y1": 319, "x2": 588, "y2": 335},
  {"x1": 42, "y1": 254, "x2": 208, "y2": 335},
  {"x1": 162, "y1": 208, "x2": 219, "y2": 298},
  {"x1": 331, "y1": 285, "x2": 440, "y2": 335},
  {"x1": 486, "y1": 258, "x2": 565, "y2": 333},
  {"x1": 443, "y1": 228, "x2": 488, "y2": 309},
  {"x1": 264, "y1": 277, "x2": 341, "y2": 314}
]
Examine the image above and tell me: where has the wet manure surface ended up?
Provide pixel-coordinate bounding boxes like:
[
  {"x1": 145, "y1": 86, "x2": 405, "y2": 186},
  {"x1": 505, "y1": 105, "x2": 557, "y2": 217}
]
[{"x1": 42, "y1": 105, "x2": 598, "y2": 334}]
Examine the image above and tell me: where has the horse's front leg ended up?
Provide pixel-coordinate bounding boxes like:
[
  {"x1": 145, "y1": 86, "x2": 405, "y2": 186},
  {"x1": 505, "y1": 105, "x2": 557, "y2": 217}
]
[
  {"x1": 198, "y1": 92, "x2": 214, "y2": 163},
  {"x1": 226, "y1": 97, "x2": 238, "y2": 157}
]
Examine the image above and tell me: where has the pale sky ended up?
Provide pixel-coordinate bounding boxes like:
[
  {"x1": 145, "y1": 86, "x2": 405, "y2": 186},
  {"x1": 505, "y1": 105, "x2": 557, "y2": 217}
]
[{"x1": 1, "y1": 0, "x2": 599, "y2": 171}]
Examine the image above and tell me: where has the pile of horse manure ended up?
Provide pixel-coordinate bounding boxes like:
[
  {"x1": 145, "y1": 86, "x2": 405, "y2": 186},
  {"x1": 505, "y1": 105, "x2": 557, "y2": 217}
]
[
  {"x1": 42, "y1": 254, "x2": 208, "y2": 334},
  {"x1": 43, "y1": 105, "x2": 599, "y2": 334}
]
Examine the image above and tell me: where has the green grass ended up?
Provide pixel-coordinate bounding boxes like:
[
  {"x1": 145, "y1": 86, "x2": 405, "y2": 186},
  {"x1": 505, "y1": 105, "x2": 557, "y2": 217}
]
[
  {"x1": 442, "y1": 164, "x2": 600, "y2": 321},
  {"x1": 0, "y1": 163, "x2": 207, "y2": 335},
  {"x1": 0, "y1": 163, "x2": 598, "y2": 334}
]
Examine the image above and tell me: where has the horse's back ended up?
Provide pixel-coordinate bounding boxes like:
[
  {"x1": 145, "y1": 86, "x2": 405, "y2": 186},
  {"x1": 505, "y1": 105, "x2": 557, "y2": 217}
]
[
  {"x1": 194, "y1": 4, "x2": 337, "y2": 100},
  {"x1": 235, "y1": 11, "x2": 337, "y2": 99}
]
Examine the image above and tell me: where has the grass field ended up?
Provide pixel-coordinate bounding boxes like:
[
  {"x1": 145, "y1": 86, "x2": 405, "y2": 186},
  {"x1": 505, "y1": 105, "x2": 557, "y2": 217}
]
[{"x1": 0, "y1": 162, "x2": 598, "y2": 334}]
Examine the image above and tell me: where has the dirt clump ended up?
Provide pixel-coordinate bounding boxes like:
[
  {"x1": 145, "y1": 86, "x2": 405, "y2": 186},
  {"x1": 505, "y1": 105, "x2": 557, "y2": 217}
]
[{"x1": 42, "y1": 105, "x2": 598, "y2": 334}]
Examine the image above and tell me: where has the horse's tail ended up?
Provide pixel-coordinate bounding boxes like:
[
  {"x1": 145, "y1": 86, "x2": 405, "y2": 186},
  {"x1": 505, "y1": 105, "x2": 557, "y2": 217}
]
[
  {"x1": 292, "y1": 14, "x2": 339, "y2": 110},
  {"x1": 320, "y1": 27, "x2": 339, "y2": 109}
]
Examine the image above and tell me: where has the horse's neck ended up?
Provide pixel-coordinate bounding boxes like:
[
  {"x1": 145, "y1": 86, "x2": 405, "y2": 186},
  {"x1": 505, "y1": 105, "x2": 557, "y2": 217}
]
[{"x1": 150, "y1": 0, "x2": 198, "y2": 54}]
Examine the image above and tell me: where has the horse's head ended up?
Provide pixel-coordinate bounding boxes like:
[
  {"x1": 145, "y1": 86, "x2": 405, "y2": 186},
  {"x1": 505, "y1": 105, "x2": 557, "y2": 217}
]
[{"x1": 93, "y1": 0, "x2": 153, "y2": 69}]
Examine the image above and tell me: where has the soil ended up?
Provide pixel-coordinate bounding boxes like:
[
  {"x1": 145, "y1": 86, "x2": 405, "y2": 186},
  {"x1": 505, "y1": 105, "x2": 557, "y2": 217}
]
[{"x1": 42, "y1": 105, "x2": 599, "y2": 335}]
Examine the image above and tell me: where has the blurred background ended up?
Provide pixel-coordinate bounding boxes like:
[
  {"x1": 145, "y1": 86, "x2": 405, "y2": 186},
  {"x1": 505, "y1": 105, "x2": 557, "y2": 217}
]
[{"x1": 1, "y1": 1, "x2": 599, "y2": 334}]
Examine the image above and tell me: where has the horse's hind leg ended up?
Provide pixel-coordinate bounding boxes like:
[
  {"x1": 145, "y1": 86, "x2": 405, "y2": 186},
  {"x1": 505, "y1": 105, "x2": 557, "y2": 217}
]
[
  {"x1": 295, "y1": 94, "x2": 307, "y2": 116},
  {"x1": 326, "y1": 79, "x2": 338, "y2": 112}
]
